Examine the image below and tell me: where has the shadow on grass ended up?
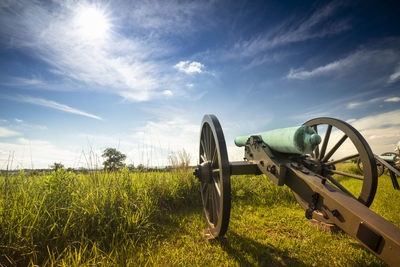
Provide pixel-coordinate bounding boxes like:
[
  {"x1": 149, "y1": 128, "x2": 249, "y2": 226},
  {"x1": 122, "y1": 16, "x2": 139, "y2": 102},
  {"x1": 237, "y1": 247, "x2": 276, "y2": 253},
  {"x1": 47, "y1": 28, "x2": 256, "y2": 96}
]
[{"x1": 218, "y1": 231, "x2": 303, "y2": 266}]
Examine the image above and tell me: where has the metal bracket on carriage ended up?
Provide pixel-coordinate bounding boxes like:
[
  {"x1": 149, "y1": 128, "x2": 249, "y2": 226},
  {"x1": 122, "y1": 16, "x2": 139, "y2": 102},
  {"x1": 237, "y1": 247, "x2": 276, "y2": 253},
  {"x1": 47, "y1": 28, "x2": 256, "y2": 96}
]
[{"x1": 243, "y1": 135, "x2": 288, "y2": 186}]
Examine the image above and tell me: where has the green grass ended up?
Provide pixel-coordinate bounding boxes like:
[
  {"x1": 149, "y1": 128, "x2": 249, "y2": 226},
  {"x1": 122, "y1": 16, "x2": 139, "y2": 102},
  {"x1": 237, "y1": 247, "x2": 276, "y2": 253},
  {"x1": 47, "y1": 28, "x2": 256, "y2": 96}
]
[{"x1": 0, "y1": 164, "x2": 399, "y2": 266}]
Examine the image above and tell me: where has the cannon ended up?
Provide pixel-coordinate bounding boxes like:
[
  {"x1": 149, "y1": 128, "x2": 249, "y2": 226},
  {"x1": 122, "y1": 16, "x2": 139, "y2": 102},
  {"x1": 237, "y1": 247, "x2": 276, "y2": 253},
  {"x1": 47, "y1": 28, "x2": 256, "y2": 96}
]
[
  {"x1": 194, "y1": 115, "x2": 400, "y2": 266},
  {"x1": 357, "y1": 153, "x2": 400, "y2": 190}
]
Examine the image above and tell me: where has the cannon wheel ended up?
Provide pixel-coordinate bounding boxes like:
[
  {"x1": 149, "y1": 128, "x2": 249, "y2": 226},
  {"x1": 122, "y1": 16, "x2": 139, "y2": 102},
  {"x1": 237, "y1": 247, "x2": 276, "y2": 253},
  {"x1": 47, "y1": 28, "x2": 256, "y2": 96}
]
[
  {"x1": 381, "y1": 152, "x2": 400, "y2": 176},
  {"x1": 381, "y1": 152, "x2": 400, "y2": 158},
  {"x1": 294, "y1": 118, "x2": 377, "y2": 210},
  {"x1": 357, "y1": 157, "x2": 385, "y2": 177},
  {"x1": 198, "y1": 114, "x2": 231, "y2": 237}
]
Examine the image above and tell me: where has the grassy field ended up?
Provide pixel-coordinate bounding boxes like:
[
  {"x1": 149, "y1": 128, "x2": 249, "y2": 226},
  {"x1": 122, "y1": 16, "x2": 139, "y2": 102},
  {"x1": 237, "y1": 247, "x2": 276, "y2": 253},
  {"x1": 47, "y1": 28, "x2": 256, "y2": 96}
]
[{"x1": 0, "y1": 164, "x2": 399, "y2": 266}]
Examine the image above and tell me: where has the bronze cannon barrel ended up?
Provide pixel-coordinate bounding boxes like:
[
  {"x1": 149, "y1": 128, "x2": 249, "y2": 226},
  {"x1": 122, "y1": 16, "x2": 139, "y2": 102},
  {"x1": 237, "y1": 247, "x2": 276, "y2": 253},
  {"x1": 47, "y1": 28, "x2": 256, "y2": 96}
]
[{"x1": 234, "y1": 125, "x2": 321, "y2": 154}]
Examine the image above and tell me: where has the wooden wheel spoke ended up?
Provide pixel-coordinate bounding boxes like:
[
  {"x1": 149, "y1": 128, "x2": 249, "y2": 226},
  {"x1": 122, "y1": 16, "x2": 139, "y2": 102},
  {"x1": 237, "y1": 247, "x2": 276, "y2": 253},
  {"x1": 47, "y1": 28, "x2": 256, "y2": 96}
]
[
  {"x1": 326, "y1": 175, "x2": 357, "y2": 199},
  {"x1": 325, "y1": 153, "x2": 359, "y2": 166},
  {"x1": 330, "y1": 169, "x2": 364, "y2": 180},
  {"x1": 322, "y1": 134, "x2": 348, "y2": 162},
  {"x1": 207, "y1": 127, "x2": 213, "y2": 159},
  {"x1": 204, "y1": 128, "x2": 209, "y2": 159},
  {"x1": 303, "y1": 118, "x2": 378, "y2": 208},
  {"x1": 204, "y1": 184, "x2": 210, "y2": 212},
  {"x1": 201, "y1": 182, "x2": 208, "y2": 193},
  {"x1": 319, "y1": 125, "x2": 332, "y2": 160},
  {"x1": 200, "y1": 138, "x2": 207, "y2": 160},
  {"x1": 201, "y1": 131, "x2": 209, "y2": 159},
  {"x1": 210, "y1": 185, "x2": 219, "y2": 223},
  {"x1": 213, "y1": 179, "x2": 221, "y2": 196},
  {"x1": 211, "y1": 147, "x2": 217, "y2": 167},
  {"x1": 212, "y1": 187, "x2": 219, "y2": 219},
  {"x1": 208, "y1": 187, "x2": 213, "y2": 222}
]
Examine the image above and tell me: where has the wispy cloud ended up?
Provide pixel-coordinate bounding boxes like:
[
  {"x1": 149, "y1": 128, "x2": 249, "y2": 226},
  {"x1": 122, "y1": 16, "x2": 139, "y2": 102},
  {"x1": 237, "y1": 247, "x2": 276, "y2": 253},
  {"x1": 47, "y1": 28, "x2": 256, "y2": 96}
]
[
  {"x1": 287, "y1": 59, "x2": 344, "y2": 80},
  {"x1": 0, "y1": 1, "x2": 206, "y2": 101},
  {"x1": 287, "y1": 48, "x2": 400, "y2": 80},
  {"x1": 131, "y1": 116, "x2": 199, "y2": 156},
  {"x1": 385, "y1": 97, "x2": 400, "y2": 102},
  {"x1": 0, "y1": 138, "x2": 80, "y2": 169},
  {"x1": 387, "y1": 65, "x2": 400, "y2": 84},
  {"x1": 119, "y1": 0, "x2": 215, "y2": 34},
  {"x1": 289, "y1": 89, "x2": 383, "y2": 121},
  {"x1": 174, "y1": 61, "x2": 205, "y2": 74},
  {"x1": 350, "y1": 109, "x2": 400, "y2": 153},
  {"x1": 232, "y1": 2, "x2": 349, "y2": 59},
  {"x1": 302, "y1": 110, "x2": 400, "y2": 161},
  {"x1": 14, "y1": 95, "x2": 103, "y2": 120},
  {"x1": 0, "y1": 76, "x2": 45, "y2": 87},
  {"x1": 0, "y1": 127, "x2": 21, "y2": 137},
  {"x1": 346, "y1": 97, "x2": 382, "y2": 109}
]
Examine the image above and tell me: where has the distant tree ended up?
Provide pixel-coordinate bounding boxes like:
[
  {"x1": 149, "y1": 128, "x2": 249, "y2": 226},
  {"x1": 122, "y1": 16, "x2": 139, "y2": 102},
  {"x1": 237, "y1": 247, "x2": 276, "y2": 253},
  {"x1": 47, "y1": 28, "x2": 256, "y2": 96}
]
[
  {"x1": 102, "y1": 148, "x2": 127, "y2": 171},
  {"x1": 136, "y1": 164, "x2": 144, "y2": 171},
  {"x1": 127, "y1": 163, "x2": 135, "y2": 170},
  {"x1": 50, "y1": 162, "x2": 64, "y2": 171}
]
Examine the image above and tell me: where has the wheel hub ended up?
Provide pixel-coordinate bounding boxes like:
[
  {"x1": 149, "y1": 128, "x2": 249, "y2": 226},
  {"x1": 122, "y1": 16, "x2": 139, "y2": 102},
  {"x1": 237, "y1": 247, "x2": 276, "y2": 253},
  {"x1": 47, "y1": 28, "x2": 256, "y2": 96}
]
[{"x1": 195, "y1": 161, "x2": 213, "y2": 183}]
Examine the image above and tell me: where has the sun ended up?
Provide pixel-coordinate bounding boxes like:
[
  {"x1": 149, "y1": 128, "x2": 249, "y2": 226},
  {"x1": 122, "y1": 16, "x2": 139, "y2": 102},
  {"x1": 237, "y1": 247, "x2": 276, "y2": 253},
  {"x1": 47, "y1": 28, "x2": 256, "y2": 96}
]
[{"x1": 73, "y1": 5, "x2": 111, "y2": 41}]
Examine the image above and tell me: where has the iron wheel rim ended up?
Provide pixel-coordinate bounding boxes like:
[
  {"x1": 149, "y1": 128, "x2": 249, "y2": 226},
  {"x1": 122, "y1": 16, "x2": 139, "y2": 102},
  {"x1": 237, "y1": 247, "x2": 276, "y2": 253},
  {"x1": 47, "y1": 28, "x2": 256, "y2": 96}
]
[
  {"x1": 199, "y1": 114, "x2": 231, "y2": 237},
  {"x1": 294, "y1": 117, "x2": 377, "y2": 208}
]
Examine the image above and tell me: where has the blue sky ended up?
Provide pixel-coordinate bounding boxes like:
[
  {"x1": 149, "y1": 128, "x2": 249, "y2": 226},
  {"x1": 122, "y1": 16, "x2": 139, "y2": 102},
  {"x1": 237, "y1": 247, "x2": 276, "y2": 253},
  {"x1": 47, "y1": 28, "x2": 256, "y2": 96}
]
[{"x1": 0, "y1": 0, "x2": 399, "y2": 169}]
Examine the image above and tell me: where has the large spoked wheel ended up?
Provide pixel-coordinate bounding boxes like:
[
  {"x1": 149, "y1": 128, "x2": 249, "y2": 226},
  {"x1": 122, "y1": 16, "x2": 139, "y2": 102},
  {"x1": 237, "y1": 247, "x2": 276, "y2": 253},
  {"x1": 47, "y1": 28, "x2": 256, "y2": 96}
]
[
  {"x1": 197, "y1": 114, "x2": 231, "y2": 237},
  {"x1": 294, "y1": 118, "x2": 377, "y2": 210},
  {"x1": 357, "y1": 157, "x2": 385, "y2": 177},
  {"x1": 381, "y1": 152, "x2": 400, "y2": 176}
]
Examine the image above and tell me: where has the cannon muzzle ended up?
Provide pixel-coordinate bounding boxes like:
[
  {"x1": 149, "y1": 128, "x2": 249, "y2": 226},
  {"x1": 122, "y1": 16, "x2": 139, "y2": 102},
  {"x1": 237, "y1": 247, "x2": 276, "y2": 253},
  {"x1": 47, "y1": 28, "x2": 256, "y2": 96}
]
[
  {"x1": 234, "y1": 125, "x2": 321, "y2": 154},
  {"x1": 379, "y1": 155, "x2": 398, "y2": 162}
]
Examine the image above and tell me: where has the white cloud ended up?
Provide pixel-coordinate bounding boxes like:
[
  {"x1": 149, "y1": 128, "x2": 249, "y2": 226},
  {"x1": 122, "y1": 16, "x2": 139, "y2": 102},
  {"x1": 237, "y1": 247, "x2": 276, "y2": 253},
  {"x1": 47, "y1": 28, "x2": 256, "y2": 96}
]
[
  {"x1": 0, "y1": 77, "x2": 45, "y2": 87},
  {"x1": 350, "y1": 109, "x2": 400, "y2": 131},
  {"x1": 119, "y1": 91, "x2": 151, "y2": 102},
  {"x1": 287, "y1": 60, "x2": 344, "y2": 79},
  {"x1": 174, "y1": 61, "x2": 205, "y2": 74},
  {"x1": 350, "y1": 109, "x2": 400, "y2": 154},
  {"x1": 15, "y1": 118, "x2": 23, "y2": 123},
  {"x1": 0, "y1": 127, "x2": 21, "y2": 137},
  {"x1": 287, "y1": 48, "x2": 400, "y2": 80},
  {"x1": 14, "y1": 95, "x2": 103, "y2": 120},
  {"x1": 232, "y1": 2, "x2": 349, "y2": 58},
  {"x1": 163, "y1": 90, "x2": 173, "y2": 96},
  {"x1": 130, "y1": 117, "x2": 199, "y2": 165},
  {"x1": 387, "y1": 66, "x2": 400, "y2": 84},
  {"x1": 346, "y1": 97, "x2": 382, "y2": 109},
  {"x1": 0, "y1": 1, "x2": 182, "y2": 102},
  {"x1": 192, "y1": 90, "x2": 208, "y2": 101},
  {"x1": 307, "y1": 110, "x2": 400, "y2": 162},
  {"x1": 346, "y1": 96, "x2": 400, "y2": 110},
  {"x1": 346, "y1": 102, "x2": 360, "y2": 109},
  {"x1": 120, "y1": 0, "x2": 214, "y2": 33},
  {"x1": 0, "y1": 138, "x2": 80, "y2": 169},
  {"x1": 385, "y1": 97, "x2": 400, "y2": 102}
]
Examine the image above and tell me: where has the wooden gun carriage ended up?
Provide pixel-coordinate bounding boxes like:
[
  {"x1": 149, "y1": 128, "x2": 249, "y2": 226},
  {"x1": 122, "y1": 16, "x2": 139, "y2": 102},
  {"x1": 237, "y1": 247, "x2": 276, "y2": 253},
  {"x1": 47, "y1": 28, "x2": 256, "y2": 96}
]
[{"x1": 194, "y1": 114, "x2": 400, "y2": 266}]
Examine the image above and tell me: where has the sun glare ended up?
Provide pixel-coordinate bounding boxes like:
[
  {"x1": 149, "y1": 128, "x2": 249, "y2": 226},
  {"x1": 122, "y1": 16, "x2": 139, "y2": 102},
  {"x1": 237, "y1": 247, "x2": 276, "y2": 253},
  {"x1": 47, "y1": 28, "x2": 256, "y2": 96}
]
[{"x1": 73, "y1": 5, "x2": 111, "y2": 41}]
